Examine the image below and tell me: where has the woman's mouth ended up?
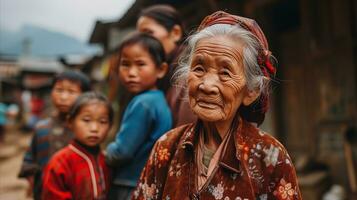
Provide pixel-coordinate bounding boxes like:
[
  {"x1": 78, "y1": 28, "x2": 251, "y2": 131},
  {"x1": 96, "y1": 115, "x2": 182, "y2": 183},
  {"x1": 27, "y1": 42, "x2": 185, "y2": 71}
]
[
  {"x1": 197, "y1": 100, "x2": 221, "y2": 109},
  {"x1": 195, "y1": 94, "x2": 223, "y2": 109}
]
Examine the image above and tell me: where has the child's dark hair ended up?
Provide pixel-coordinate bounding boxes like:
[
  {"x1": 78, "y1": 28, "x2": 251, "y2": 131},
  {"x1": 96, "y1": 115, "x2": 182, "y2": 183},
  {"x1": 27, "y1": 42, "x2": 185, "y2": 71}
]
[
  {"x1": 139, "y1": 4, "x2": 186, "y2": 41},
  {"x1": 67, "y1": 92, "x2": 114, "y2": 126},
  {"x1": 52, "y1": 71, "x2": 91, "y2": 92},
  {"x1": 118, "y1": 32, "x2": 166, "y2": 68}
]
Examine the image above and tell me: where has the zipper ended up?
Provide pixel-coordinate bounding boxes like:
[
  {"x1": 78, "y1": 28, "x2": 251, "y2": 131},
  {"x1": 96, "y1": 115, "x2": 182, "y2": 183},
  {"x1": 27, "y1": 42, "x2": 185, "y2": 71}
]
[
  {"x1": 95, "y1": 156, "x2": 106, "y2": 197},
  {"x1": 69, "y1": 144, "x2": 98, "y2": 199}
]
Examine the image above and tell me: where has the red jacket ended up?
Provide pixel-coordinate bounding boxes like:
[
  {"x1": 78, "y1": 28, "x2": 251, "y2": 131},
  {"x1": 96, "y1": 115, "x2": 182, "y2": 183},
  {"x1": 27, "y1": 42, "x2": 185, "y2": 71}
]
[{"x1": 42, "y1": 140, "x2": 111, "y2": 200}]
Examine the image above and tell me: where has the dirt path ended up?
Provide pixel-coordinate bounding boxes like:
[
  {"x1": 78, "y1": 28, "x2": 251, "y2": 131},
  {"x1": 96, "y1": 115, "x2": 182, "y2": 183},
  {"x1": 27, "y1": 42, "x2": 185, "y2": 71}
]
[{"x1": 0, "y1": 126, "x2": 32, "y2": 200}]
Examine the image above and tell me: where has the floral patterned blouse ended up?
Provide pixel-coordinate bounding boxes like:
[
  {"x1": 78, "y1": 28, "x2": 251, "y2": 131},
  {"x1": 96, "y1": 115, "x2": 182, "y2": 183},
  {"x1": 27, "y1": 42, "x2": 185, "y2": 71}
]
[{"x1": 132, "y1": 119, "x2": 302, "y2": 200}]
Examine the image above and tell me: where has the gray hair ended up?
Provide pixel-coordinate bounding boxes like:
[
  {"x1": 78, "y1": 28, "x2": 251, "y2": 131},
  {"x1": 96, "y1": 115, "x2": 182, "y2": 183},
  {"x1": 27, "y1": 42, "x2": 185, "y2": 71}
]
[{"x1": 173, "y1": 24, "x2": 271, "y2": 98}]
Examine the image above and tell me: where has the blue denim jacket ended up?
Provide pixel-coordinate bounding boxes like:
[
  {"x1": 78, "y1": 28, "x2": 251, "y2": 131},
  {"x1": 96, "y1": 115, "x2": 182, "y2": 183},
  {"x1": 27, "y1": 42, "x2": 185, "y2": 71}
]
[{"x1": 106, "y1": 90, "x2": 172, "y2": 187}]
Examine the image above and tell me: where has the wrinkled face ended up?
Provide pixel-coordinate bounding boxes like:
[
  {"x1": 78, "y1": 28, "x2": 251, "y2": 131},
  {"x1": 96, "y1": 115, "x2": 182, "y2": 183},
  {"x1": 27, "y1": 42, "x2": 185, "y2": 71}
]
[
  {"x1": 51, "y1": 80, "x2": 82, "y2": 113},
  {"x1": 69, "y1": 102, "x2": 110, "y2": 147},
  {"x1": 137, "y1": 16, "x2": 177, "y2": 55},
  {"x1": 118, "y1": 43, "x2": 160, "y2": 94},
  {"x1": 188, "y1": 36, "x2": 249, "y2": 124}
]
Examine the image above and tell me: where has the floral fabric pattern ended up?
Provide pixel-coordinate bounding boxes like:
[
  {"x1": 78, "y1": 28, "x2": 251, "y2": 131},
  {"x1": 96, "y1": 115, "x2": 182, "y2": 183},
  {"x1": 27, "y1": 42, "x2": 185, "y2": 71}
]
[
  {"x1": 132, "y1": 120, "x2": 302, "y2": 200},
  {"x1": 208, "y1": 182, "x2": 224, "y2": 199},
  {"x1": 158, "y1": 147, "x2": 170, "y2": 162},
  {"x1": 273, "y1": 178, "x2": 296, "y2": 200}
]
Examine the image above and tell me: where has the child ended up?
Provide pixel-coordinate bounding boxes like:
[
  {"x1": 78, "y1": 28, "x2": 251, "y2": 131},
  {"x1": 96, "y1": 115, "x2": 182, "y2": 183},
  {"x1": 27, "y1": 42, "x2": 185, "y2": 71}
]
[
  {"x1": 42, "y1": 92, "x2": 113, "y2": 199},
  {"x1": 105, "y1": 32, "x2": 172, "y2": 200},
  {"x1": 18, "y1": 71, "x2": 91, "y2": 200}
]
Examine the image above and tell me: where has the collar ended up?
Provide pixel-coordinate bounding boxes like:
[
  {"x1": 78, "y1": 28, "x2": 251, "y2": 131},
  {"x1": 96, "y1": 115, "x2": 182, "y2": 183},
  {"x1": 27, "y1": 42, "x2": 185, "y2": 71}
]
[
  {"x1": 181, "y1": 119, "x2": 245, "y2": 174},
  {"x1": 71, "y1": 140, "x2": 100, "y2": 156},
  {"x1": 181, "y1": 122, "x2": 199, "y2": 150}
]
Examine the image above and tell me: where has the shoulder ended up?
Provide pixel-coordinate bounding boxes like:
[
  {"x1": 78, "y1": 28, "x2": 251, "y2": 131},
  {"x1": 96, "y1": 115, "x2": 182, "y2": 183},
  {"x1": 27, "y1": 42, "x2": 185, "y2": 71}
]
[
  {"x1": 31, "y1": 118, "x2": 52, "y2": 140},
  {"x1": 46, "y1": 146, "x2": 72, "y2": 169},
  {"x1": 145, "y1": 124, "x2": 193, "y2": 168},
  {"x1": 50, "y1": 146, "x2": 72, "y2": 160},
  {"x1": 127, "y1": 91, "x2": 168, "y2": 114},
  {"x1": 132, "y1": 90, "x2": 166, "y2": 105},
  {"x1": 34, "y1": 118, "x2": 52, "y2": 130},
  {"x1": 240, "y1": 121, "x2": 293, "y2": 166},
  {"x1": 154, "y1": 124, "x2": 193, "y2": 152},
  {"x1": 241, "y1": 120, "x2": 284, "y2": 147}
]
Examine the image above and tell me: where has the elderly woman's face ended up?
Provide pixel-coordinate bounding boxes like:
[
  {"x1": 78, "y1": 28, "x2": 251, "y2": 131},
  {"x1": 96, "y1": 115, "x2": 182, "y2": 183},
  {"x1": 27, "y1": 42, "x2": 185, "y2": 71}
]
[{"x1": 188, "y1": 36, "x2": 248, "y2": 123}]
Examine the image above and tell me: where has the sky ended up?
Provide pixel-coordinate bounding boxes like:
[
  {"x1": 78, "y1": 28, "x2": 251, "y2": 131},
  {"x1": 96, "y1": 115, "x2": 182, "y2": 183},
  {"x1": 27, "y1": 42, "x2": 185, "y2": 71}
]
[{"x1": 0, "y1": 0, "x2": 136, "y2": 42}]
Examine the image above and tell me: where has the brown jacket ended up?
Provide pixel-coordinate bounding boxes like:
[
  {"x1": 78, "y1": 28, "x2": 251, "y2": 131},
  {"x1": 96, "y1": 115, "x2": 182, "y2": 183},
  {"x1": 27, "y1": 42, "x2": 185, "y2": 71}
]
[
  {"x1": 163, "y1": 43, "x2": 197, "y2": 127},
  {"x1": 166, "y1": 86, "x2": 196, "y2": 127},
  {"x1": 132, "y1": 119, "x2": 302, "y2": 200}
]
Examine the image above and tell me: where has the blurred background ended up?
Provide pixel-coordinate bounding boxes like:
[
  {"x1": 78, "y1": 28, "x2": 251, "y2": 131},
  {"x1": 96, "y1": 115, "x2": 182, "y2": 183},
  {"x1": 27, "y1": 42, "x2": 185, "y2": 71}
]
[{"x1": 0, "y1": 0, "x2": 356, "y2": 199}]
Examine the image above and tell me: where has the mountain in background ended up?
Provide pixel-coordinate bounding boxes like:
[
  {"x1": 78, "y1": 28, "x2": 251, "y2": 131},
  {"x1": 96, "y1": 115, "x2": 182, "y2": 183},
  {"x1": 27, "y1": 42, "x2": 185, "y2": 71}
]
[{"x1": 0, "y1": 24, "x2": 101, "y2": 58}]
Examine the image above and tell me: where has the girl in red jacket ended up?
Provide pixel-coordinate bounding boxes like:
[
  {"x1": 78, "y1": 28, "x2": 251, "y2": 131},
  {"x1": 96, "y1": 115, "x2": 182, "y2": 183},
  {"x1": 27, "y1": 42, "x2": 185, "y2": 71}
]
[{"x1": 42, "y1": 92, "x2": 113, "y2": 200}]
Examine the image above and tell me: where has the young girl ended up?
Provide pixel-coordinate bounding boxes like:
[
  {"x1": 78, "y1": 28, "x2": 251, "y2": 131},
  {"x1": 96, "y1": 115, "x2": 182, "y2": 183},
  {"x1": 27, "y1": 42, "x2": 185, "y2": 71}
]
[
  {"x1": 41, "y1": 92, "x2": 113, "y2": 200},
  {"x1": 105, "y1": 32, "x2": 172, "y2": 200},
  {"x1": 19, "y1": 71, "x2": 91, "y2": 200}
]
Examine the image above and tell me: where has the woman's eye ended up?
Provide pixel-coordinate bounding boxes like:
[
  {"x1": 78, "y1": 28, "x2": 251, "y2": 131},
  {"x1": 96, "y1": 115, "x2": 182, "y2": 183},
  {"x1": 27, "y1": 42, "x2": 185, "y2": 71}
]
[
  {"x1": 220, "y1": 68, "x2": 232, "y2": 78},
  {"x1": 192, "y1": 65, "x2": 204, "y2": 73}
]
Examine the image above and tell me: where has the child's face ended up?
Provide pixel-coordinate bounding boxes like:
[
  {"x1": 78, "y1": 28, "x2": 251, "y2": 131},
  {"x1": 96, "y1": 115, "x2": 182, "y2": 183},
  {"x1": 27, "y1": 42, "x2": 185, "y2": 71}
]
[
  {"x1": 51, "y1": 80, "x2": 82, "y2": 114},
  {"x1": 118, "y1": 43, "x2": 163, "y2": 94},
  {"x1": 69, "y1": 102, "x2": 110, "y2": 147}
]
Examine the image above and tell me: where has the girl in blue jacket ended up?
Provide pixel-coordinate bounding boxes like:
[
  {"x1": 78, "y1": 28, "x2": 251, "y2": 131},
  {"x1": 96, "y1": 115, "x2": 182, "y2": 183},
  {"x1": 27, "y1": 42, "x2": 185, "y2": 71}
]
[{"x1": 106, "y1": 32, "x2": 172, "y2": 200}]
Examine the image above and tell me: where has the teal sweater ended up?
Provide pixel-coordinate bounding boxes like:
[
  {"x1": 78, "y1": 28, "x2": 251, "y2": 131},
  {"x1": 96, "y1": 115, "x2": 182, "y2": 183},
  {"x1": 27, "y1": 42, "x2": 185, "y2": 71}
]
[{"x1": 106, "y1": 90, "x2": 172, "y2": 187}]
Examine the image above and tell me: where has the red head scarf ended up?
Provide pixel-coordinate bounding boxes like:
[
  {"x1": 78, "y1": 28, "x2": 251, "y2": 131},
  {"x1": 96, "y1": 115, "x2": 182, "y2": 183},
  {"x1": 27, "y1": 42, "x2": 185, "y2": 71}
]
[
  {"x1": 198, "y1": 11, "x2": 276, "y2": 77},
  {"x1": 197, "y1": 11, "x2": 276, "y2": 123}
]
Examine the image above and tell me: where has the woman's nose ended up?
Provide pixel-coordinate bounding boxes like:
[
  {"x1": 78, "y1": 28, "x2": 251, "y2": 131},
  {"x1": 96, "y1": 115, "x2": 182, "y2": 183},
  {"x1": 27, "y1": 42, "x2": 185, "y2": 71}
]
[{"x1": 198, "y1": 74, "x2": 219, "y2": 94}]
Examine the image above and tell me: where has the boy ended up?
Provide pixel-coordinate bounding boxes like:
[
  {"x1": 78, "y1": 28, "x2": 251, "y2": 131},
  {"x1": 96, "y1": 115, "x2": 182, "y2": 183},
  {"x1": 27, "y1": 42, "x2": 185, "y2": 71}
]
[{"x1": 18, "y1": 71, "x2": 91, "y2": 200}]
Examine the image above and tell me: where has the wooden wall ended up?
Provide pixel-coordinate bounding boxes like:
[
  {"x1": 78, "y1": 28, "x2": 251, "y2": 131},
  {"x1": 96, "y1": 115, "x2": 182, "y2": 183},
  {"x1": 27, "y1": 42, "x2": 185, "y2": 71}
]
[{"x1": 273, "y1": 0, "x2": 357, "y2": 188}]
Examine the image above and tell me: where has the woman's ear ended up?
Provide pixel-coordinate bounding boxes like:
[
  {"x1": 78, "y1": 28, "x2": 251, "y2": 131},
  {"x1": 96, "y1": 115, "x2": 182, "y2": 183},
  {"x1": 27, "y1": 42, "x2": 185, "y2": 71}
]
[
  {"x1": 170, "y1": 25, "x2": 183, "y2": 43},
  {"x1": 242, "y1": 89, "x2": 260, "y2": 106},
  {"x1": 157, "y1": 62, "x2": 168, "y2": 79}
]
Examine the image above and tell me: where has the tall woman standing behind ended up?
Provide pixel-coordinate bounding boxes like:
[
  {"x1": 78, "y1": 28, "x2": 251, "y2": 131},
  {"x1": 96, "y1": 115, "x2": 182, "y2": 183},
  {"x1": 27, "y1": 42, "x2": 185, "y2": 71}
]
[{"x1": 137, "y1": 4, "x2": 196, "y2": 127}]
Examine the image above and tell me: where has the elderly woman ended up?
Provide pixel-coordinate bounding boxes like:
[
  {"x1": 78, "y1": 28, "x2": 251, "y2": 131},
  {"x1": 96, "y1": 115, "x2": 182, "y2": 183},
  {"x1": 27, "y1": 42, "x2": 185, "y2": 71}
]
[{"x1": 132, "y1": 11, "x2": 302, "y2": 200}]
